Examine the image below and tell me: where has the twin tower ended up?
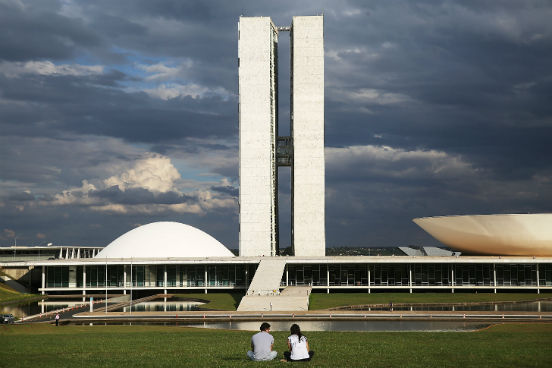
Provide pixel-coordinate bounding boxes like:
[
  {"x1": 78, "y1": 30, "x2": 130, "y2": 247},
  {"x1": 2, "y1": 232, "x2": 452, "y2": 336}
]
[{"x1": 238, "y1": 16, "x2": 325, "y2": 257}]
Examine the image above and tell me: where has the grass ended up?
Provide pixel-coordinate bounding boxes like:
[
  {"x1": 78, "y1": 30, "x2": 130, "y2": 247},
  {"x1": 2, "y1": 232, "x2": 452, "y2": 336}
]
[
  {"x1": 309, "y1": 292, "x2": 552, "y2": 310},
  {"x1": 0, "y1": 283, "x2": 42, "y2": 306},
  {"x1": 174, "y1": 292, "x2": 243, "y2": 310},
  {"x1": 161, "y1": 291, "x2": 550, "y2": 311},
  {"x1": 0, "y1": 323, "x2": 551, "y2": 367}
]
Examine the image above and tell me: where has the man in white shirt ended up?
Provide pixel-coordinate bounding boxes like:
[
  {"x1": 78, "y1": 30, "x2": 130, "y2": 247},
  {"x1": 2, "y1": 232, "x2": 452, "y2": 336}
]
[{"x1": 247, "y1": 322, "x2": 277, "y2": 361}]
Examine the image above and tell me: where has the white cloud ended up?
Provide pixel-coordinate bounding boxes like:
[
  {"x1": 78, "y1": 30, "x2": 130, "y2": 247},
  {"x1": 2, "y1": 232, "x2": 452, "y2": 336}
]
[
  {"x1": 88, "y1": 202, "x2": 204, "y2": 215},
  {"x1": 381, "y1": 41, "x2": 397, "y2": 49},
  {"x1": 0, "y1": 61, "x2": 104, "y2": 78},
  {"x1": 52, "y1": 180, "x2": 97, "y2": 206},
  {"x1": 58, "y1": 0, "x2": 87, "y2": 20},
  {"x1": 46, "y1": 153, "x2": 236, "y2": 215},
  {"x1": 326, "y1": 145, "x2": 476, "y2": 180},
  {"x1": 104, "y1": 154, "x2": 180, "y2": 193},
  {"x1": 142, "y1": 83, "x2": 231, "y2": 100},
  {"x1": 133, "y1": 58, "x2": 232, "y2": 101},
  {"x1": 326, "y1": 47, "x2": 379, "y2": 62},
  {"x1": 347, "y1": 88, "x2": 412, "y2": 105},
  {"x1": 342, "y1": 9, "x2": 362, "y2": 17},
  {"x1": 137, "y1": 61, "x2": 192, "y2": 81}
]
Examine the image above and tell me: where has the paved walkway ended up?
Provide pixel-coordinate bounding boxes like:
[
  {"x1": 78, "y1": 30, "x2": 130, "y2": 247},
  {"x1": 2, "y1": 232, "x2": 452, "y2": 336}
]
[
  {"x1": 68, "y1": 309, "x2": 552, "y2": 324},
  {"x1": 238, "y1": 286, "x2": 312, "y2": 311},
  {"x1": 0, "y1": 275, "x2": 28, "y2": 293}
]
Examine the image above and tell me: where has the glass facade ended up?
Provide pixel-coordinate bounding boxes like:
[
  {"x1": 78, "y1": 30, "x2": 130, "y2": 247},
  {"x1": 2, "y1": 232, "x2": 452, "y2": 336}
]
[
  {"x1": 45, "y1": 264, "x2": 257, "y2": 289},
  {"x1": 540, "y1": 263, "x2": 552, "y2": 286},
  {"x1": 281, "y1": 262, "x2": 552, "y2": 289},
  {"x1": 413, "y1": 264, "x2": 451, "y2": 286},
  {"x1": 44, "y1": 262, "x2": 552, "y2": 290},
  {"x1": 495, "y1": 264, "x2": 537, "y2": 286},
  {"x1": 285, "y1": 264, "x2": 328, "y2": 286},
  {"x1": 46, "y1": 266, "x2": 69, "y2": 287},
  {"x1": 372, "y1": 264, "x2": 409, "y2": 286},
  {"x1": 84, "y1": 265, "x2": 107, "y2": 287},
  {"x1": 454, "y1": 264, "x2": 493, "y2": 286}
]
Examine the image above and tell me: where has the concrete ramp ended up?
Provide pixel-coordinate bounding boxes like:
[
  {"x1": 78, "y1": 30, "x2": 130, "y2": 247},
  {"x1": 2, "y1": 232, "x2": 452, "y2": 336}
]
[
  {"x1": 237, "y1": 260, "x2": 313, "y2": 311},
  {"x1": 238, "y1": 259, "x2": 284, "y2": 311},
  {"x1": 0, "y1": 275, "x2": 29, "y2": 293},
  {"x1": 245, "y1": 259, "x2": 286, "y2": 296}
]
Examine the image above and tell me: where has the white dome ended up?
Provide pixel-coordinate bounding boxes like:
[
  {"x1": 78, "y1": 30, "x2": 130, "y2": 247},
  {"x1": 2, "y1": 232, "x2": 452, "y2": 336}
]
[{"x1": 95, "y1": 222, "x2": 234, "y2": 258}]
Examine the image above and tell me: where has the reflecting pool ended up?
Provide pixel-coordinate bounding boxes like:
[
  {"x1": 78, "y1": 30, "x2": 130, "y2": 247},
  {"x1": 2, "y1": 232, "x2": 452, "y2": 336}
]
[
  {"x1": 114, "y1": 300, "x2": 204, "y2": 312},
  {"x1": 185, "y1": 320, "x2": 490, "y2": 332},
  {"x1": 346, "y1": 300, "x2": 552, "y2": 312}
]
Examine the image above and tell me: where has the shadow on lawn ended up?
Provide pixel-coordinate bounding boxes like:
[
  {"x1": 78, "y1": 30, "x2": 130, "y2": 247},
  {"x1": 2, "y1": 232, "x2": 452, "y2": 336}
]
[{"x1": 231, "y1": 293, "x2": 244, "y2": 309}]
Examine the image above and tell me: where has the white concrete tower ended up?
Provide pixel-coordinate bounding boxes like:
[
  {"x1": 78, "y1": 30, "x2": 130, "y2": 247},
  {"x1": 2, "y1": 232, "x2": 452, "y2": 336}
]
[
  {"x1": 238, "y1": 17, "x2": 279, "y2": 256},
  {"x1": 238, "y1": 15, "x2": 325, "y2": 257},
  {"x1": 291, "y1": 16, "x2": 325, "y2": 256}
]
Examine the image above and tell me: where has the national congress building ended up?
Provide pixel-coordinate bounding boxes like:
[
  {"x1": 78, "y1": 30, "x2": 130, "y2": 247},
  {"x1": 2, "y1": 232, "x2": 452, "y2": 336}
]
[{"x1": 1, "y1": 16, "x2": 551, "y2": 311}]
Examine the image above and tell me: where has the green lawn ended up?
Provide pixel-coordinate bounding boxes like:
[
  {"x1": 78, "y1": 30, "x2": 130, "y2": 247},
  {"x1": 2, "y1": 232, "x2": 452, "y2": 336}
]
[
  {"x1": 0, "y1": 283, "x2": 42, "y2": 305},
  {"x1": 309, "y1": 292, "x2": 551, "y2": 310},
  {"x1": 174, "y1": 292, "x2": 243, "y2": 310},
  {"x1": 173, "y1": 292, "x2": 550, "y2": 311},
  {"x1": 0, "y1": 323, "x2": 551, "y2": 367}
]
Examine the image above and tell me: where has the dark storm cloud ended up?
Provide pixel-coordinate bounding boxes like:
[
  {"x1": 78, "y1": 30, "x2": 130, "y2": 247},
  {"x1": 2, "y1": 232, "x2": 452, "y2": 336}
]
[
  {"x1": 0, "y1": 72, "x2": 236, "y2": 143},
  {"x1": 7, "y1": 191, "x2": 35, "y2": 202},
  {"x1": 1, "y1": 0, "x2": 552, "y2": 248},
  {"x1": 321, "y1": 1, "x2": 552, "y2": 170},
  {"x1": 0, "y1": 1, "x2": 102, "y2": 61},
  {"x1": 210, "y1": 185, "x2": 238, "y2": 197},
  {"x1": 90, "y1": 186, "x2": 193, "y2": 205}
]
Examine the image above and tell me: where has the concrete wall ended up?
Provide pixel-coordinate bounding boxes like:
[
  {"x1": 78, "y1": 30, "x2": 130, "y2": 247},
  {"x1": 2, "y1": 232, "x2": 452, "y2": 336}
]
[
  {"x1": 291, "y1": 16, "x2": 326, "y2": 256},
  {"x1": 238, "y1": 17, "x2": 279, "y2": 256}
]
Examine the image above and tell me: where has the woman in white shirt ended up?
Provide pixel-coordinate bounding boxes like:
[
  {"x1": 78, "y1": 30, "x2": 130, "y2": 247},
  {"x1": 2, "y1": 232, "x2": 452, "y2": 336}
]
[{"x1": 282, "y1": 324, "x2": 314, "y2": 362}]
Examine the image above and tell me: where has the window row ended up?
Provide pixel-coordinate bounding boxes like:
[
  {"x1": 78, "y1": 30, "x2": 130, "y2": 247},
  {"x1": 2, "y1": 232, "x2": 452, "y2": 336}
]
[
  {"x1": 46, "y1": 264, "x2": 257, "y2": 288},
  {"x1": 282, "y1": 263, "x2": 552, "y2": 287}
]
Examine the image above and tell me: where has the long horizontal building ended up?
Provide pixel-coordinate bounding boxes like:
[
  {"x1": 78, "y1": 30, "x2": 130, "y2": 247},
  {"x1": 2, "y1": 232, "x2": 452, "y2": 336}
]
[
  {"x1": 2, "y1": 255, "x2": 552, "y2": 296},
  {"x1": 1, "y1": 223, "x2": 551, "y2": 298},
  {"x1": 0, "y1": 245, "x2": 102, "y2": 262}
]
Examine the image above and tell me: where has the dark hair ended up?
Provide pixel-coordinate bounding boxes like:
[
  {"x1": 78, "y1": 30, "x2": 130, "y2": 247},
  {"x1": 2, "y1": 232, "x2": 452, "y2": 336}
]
[
  {"x1": 290, "y1": 324, "x2": 304, "y2": 342},
  {"x1": 260, "y1": 322, "x2": 271, "y2": 331}
]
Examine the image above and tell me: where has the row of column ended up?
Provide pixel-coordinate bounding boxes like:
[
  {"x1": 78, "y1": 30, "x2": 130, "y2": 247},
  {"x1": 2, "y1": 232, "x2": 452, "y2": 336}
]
[
  {"x1": 280, "y1": 264, "x2": 543, "y2": 294},
  {"x1": 41, "y1": 265, "x2": 252, "y2": 297},
  {"x1": 57, "y1": 247, "x2": 99, "y2": 259}
]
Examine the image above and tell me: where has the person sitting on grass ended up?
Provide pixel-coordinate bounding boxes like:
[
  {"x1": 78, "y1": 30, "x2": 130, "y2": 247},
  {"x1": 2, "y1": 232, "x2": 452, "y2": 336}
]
[
  {"x1": 282, "y1": 324, "x2": 314, "y2": 362},
  {"x1": 247, "y1": 322, "x2": 277, "y2": 361}
]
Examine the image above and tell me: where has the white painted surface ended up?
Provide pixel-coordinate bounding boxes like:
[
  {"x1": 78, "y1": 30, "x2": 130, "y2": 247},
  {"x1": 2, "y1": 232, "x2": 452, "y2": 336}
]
[
  {"x1": 245, "y1": 259, "x2": 286, "y2": 295},
  {"x1": 238, "y1": 17, "x2": 278, "y2": 256},
  {"x1": 292, "y1": 16, "x2": 326, "y2": 256},
  {"x1": 95, "y1": 222, "x2": 234, "y2": 258},
  {"x1": 414, "y1": 214, "x2": 552, "y2": 256},
  {"x1": 238, "y1": 286, "x2": 311, "y2": 311},
  {"x1": 69, "y1": 265, "x2": 77, "y2": 287}
]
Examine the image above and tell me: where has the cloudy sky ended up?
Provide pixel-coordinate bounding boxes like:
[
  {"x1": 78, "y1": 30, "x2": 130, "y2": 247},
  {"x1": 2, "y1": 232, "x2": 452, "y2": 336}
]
[{"x1": 1, "y1": 0, "x2": 551, "y2": 249}]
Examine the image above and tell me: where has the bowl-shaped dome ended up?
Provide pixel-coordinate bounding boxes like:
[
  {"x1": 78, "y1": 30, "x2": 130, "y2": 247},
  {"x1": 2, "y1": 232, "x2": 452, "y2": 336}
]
[
  {"x1": 95, "y1": 222, "x2": 234, "y2": 258},
  {"x1": 413, "y1": 214, "x2": 552, "y2": 256}
]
